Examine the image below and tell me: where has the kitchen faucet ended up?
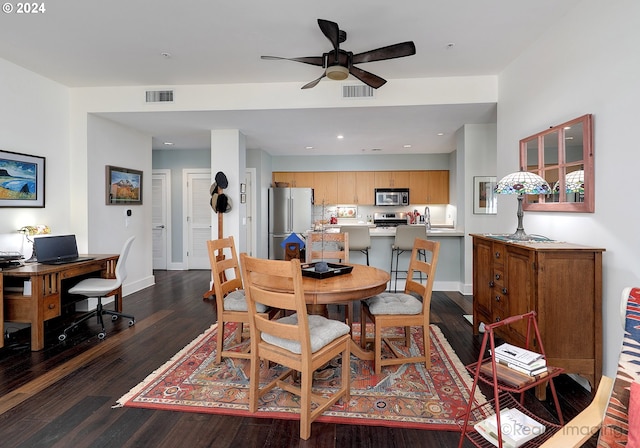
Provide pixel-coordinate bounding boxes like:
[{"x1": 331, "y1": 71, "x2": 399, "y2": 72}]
[{"x1": 424, "y1": 206, "x2": 431, "y2": 230}]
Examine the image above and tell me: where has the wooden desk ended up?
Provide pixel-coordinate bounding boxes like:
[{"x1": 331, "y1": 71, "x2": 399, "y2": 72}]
[
  {"x1": 0, "y1": 255, "x2": 119, "y2": 351},
  {"x1": 302, "y1": 264, "x2": 390, "y2": 360}
]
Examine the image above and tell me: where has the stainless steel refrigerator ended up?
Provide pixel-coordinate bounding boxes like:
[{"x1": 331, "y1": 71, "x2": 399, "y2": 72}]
[{"x1": 269, "y1": 187, "x2": 313, "y2": 260}]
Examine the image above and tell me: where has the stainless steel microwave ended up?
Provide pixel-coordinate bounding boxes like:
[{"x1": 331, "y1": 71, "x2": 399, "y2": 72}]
[{"x1": 374, "y1": 188, "x2": 410, "y2": 206}]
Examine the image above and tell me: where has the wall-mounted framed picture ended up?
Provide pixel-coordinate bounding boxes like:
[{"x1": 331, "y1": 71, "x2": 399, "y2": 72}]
[
  {"x1": 0, "y1": 149, "x2": 45, "y2": 208},
  {"x1": 474, "y1": 176, "x2": 497, "y2": 214},
  {"x1": 106, "y1": 165, "x2": 143, "y2": 205}
]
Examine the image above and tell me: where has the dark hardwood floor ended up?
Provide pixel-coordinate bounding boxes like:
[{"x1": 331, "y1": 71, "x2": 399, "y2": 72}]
[{"x1": 0, "y1": 270, "x2": 598, "y2": 447}]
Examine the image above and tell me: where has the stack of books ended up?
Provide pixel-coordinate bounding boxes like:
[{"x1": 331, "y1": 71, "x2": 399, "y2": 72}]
[
  {"x1": 493, "y1": 343, "x2": 548, "y2": 376},
  {"x1": 474, "y1": 407, "x2": 546, "y2": 448},
  {"x1": 481, "y1": 343, "x2": 548, "y2": 388}
]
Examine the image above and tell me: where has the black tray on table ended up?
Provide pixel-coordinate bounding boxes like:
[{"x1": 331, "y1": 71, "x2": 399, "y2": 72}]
[{"x1": 300, "y1": 262, "x2": 353, "y2": 279}]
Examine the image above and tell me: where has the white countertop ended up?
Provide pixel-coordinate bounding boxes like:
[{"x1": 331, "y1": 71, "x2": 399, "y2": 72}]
[
  {"x1": 314, "y1": 225, "x2": 463, "y2": 237},
  {"x1": 369, "y1": 227, "x2": 464, "y2": 237}
]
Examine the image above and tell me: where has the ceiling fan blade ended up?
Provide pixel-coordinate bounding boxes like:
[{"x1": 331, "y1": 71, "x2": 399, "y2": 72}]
[
  {"x1": 301, "y1": 73, "x2": 326, "y2": 89},
  {"x1": 349, "y1": 66, "x2": 387, "y2": 89},
  {"x1": 317, "y1": 19, "x2": 340, "y2": 53},
  {"x1": 261, "y1": 55, "x2": 324, "y2": 67},
  {"x1": 352, "y1": 41, "x2": 416, "y2": 64},
  {"x1": 301, "y1": 73, "x2": 325, "y2": 89}
]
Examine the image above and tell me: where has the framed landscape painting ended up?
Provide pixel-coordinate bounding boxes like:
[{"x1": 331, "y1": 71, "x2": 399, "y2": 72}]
[
  {"x1": 0, "y1": 149, "x2": 45, "y2": 208},
  {"x1": 106, "y1": 165, "x2": 143, "y2": 205},
  {"x1": 474, "y1": 176, "x2": 497, "y2": 214}
]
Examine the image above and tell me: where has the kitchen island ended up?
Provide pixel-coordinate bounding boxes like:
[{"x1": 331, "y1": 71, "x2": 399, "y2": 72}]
[{"x1": 321, "y1": 224, "x2": 464, "y2": 291}]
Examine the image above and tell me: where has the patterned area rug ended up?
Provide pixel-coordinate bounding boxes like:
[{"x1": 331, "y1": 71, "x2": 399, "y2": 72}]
[{"x1": 116, "y1": 322, "x2": 486, "y2": 430}]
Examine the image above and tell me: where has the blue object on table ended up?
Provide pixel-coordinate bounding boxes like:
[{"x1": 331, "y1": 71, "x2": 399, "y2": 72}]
[{"x1": 281, "y1": 232, "x2": 305, "y2": 249}]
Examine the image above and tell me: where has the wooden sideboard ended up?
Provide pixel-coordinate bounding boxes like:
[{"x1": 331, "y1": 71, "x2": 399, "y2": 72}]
[{"x1": 471, "y1": 234, "x2": 604, "y2": 390}]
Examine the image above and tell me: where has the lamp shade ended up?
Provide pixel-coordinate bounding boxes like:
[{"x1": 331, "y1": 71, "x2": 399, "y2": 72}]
[
  {"x1": 18, "y1": 225, "x2": 51, "y2": 236},
  {"x1": 495, "y1": 171, "x2": 551, "y2": 195},
  {"x1": 565, "y1": 170, "x2": 584, "y2": 193},
  {"x1": 494, "y1": 171, "x2": 550, "y2": 241}
]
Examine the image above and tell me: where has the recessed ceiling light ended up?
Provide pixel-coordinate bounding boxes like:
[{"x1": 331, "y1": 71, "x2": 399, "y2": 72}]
[
  {"x1": 371, "y1": 148, "x2": 382, "y2": 152},
  {"x1": 161, "y1": 52, "x2": 172, "y2": 59},
  {"x1": 163, "y1": 141, "x2": 174, "y2": 146},
  {"x1": 305, "y1": 146, "x2": 314, "y2": 150},
  {"x1": 446, "y1": 43, "x2": 455, "y2": 49},
  {"x1": 337, "y1": 135, "x2": 344, "y2": 139},
  {"x1": 403, "y1": 144, "x2": 412, "y2": 148},
  {"x1": 437, "y1": 132, "x2": 445, "y2": 136}
]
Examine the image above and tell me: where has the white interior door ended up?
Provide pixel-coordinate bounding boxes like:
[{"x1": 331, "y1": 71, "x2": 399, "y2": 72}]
[
  {"x1": 185, "y1": 169, "x2": 212, "y2": 269},
  {"x1": 152, "y1": 170, "x2": 170, "y2": 269}
]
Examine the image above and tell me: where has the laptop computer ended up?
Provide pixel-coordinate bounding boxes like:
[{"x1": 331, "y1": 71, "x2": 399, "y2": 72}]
[{"x1": 34, "y1": 235, "x2": 94, "y2": 265}]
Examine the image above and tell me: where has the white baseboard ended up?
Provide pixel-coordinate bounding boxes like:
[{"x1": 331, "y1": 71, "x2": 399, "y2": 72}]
[{"x1": 123, "y1": 275, "x2": 155, "y2": 297}]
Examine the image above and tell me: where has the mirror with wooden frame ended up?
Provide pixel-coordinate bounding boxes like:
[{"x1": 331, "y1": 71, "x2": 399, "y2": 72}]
[{"x1": 520, "y1": 114, "x2": 594, "y2": 212}]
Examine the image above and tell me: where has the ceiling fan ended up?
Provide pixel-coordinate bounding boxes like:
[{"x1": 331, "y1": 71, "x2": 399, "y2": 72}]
[{"x1": 261, "y1": 19, "x2": 416, "y2": 89}]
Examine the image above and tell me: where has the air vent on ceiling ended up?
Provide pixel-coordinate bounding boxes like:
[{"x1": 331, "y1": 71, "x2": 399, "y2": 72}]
[
  {"x1": 342, "y1": 84, "x2": 375, "y2": 99},
  {"x1": 145, "y1": 90, "x2": 174, "y2": 103}
]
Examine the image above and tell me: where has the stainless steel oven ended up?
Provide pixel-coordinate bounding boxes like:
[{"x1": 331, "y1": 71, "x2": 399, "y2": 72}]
[{"x1": 374, "y1": 188, "x2": 410, "y2": 206}]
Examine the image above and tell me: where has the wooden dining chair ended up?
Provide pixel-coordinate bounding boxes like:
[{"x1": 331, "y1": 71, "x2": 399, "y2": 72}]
[
  {"x1": 305, "y1": 231, "x2": 354, "y2": 326},
  {"x1": 239, "y1": 254, "x2": 351, "y2": 440},
  {"x1": 305, "y1": 231, "x2": 349, "y2": 264},
  {"x1": 205, "y1": 236, "x2": 278, "y2": 364},
  {"x1": 360, "y1": 238, "x2": 440, "y2": 374}
]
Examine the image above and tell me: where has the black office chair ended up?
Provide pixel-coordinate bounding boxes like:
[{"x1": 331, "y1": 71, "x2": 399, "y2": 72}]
[{"x1": 59, "y1": 236, "x2": 136, "y2": 341}]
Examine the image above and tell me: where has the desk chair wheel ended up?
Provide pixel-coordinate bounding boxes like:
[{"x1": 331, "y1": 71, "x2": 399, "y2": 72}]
[
  {"x1": 58, "y1": 333, "x2": 67, "y2": 342},
  {"x1": 128, "y1": 319, "x2": 135, "y2": 326},
  {"x1": 98, "y1": 332, "x2": 106, "y2": 340}
]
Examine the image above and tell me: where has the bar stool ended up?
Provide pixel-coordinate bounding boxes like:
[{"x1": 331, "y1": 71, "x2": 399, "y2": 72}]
[
  {"x1": 390, "y1": 225, "x2": 427, "y2": 292},
  {"x1": 340, "y1": 226, "x2": 371, "y2": 265}
]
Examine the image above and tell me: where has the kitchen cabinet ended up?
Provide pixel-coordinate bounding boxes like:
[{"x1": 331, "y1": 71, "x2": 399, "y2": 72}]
[
  {"x1": 336, "y1": 171, "x2": 375, "y2": 204},
  {"x1": 374, "y1": 171, "x2": 410, "y2": 188},
  {"x1": 273, "y1": 170, "x2": 448, "y2": 205},
  {"x1": 409, "y1": 170, "x2": 449, "y2": 204},
  {"x1": 355, "y1": 171, "x2": 375, "y2": 204},
  {"x1": 472, "y1": 234, "x2": 604, "y2": 389},
  {"x1": 272, "y1": 172, "x2": 313, "y2": 188},
  {"x1": 313, "y1": 171, "x2": 338, "y2": 205}
]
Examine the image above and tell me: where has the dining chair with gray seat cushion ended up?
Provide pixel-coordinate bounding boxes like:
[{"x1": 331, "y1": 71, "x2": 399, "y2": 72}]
[
  {"x1": 361, "y1": 238, "x2": 439, "y2": 374},
  {"x1": 240, "y1": 254, "x2": 351, "y2": 440}
]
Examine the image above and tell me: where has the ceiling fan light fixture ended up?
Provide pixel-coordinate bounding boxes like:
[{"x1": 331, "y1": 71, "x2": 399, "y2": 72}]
[{"x1": 326, "y1": 65, "x2": 349, "y2": 81}]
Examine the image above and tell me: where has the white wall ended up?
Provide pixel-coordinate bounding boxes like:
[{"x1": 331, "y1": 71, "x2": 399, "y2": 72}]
[
  {"x1": 457, "y1": 124, "x2": 498, "y2": 293},
  {"x1": 87, "y1": 114, "x2": 155, "y2": 294},
  {"x1": 497, "y1": 0, "x2": 640, "y2": 377},
  {"x1": 0, "y1": 58, "x2": 71, "y2": 246}
]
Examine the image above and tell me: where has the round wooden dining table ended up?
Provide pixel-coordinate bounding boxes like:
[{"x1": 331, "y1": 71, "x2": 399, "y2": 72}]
[
  {"x1": 302, "y1": 263, "x2": 390, "y2": 307},
  {"x1": 301, "y1": 263, "x2": 390, "y2": 360}
]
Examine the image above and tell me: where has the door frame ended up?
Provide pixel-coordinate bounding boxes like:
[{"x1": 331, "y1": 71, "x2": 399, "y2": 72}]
[
  {"x1": 182, "y1": 168, "x2": 212, "y2": 270},
  {"x1": 245, "y1": 167, "x2": 257, "y2": 257},
  {"x1": 152, "y1": 169, "x2": 171, "y2": 270}
]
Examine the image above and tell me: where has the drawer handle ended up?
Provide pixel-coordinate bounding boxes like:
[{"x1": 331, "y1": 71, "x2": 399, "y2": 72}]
[
  {"x1": 502, "y1": 288, "x2": 508, "y2": 294},
  {"x1": 495, "y1": 296, "x2": 501, "y2": 302},
  {"x1": 495, "y1": 251, "x2": 501, "y2": 258},
  {"x1": 48, "y1": 304, "x2": 55, "y2": 310},
  {"x1": 489, "y1": 281, "x2": 495, "y2": 287},
  {"x1": 495, "y1": 317, "x2": 501, "y2": 322},
  {"x1": 495, "y1": 273, "x2": 501, "y2": 280}
]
